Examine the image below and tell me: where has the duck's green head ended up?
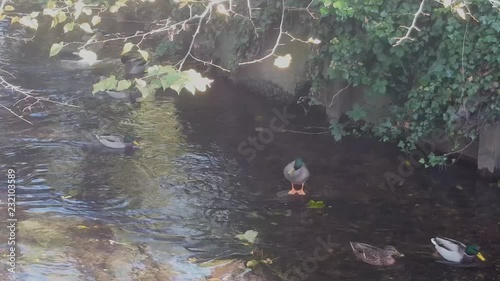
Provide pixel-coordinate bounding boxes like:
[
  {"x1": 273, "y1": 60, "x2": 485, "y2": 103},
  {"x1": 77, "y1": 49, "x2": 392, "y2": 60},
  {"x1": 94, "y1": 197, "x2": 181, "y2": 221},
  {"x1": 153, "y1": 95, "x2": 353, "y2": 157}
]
[
  {"x1": 293, "y1": 158, "x2": 304, "y2": 170},
  {"x1": 123, "y1": 135, "x2": 140, "y2": 147},
  {"x1": 465, "y1": 245, "x2": 486, "y2": 261}
]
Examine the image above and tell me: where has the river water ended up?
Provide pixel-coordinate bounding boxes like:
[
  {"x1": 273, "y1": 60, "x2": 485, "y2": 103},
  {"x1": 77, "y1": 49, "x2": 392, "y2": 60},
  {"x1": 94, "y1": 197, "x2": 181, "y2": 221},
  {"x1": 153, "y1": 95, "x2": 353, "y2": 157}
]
[{"x1": 1, "y1": 18, "x2": 500, "y2": 281}]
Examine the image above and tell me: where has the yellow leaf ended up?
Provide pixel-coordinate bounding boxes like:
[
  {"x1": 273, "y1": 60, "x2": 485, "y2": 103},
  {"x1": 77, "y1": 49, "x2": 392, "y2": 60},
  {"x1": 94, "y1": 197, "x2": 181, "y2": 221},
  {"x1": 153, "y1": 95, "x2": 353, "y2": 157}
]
[
  {"x1": 76, "y1": 225, "x2": 88, "y2": 229},
  {"x1": 50, "y1": 18, "x2": 58, "y2": 29},
  {"x1": 109, "y1": 5, "x2": 119, "y2": 13},
  {"x1": 43, "y1": 8, "x2": 58, "y2": 17},
  {"x1": 78, "y1": 49, "x2": 98, "y2": 65},
  {"x1": 49, "y1": 42, "x2": 64, "y2": 57},
  {"x1": 216, "y1": 4, "x2": 230, "y2": 16},
  {"x1": 4, "y1": 5, "x2": 15, "y2": 11},
  {"x1": 79, "y1": 22, "x2": 93, "y2": 33},
  {"x1": 121, "y1": 42, "x2": 134, "y2": 55},
  {"x1": 443, "y1": 0, "x2": 452, "y2": 8},
  {"x1": 135, "y1": 78, "x2": 147, "y2": 88},
  {"x1": 57, "y1": 11, "x2": 67, "y2": 23},
  {"x1": 307, "y1": 37, "x2": 321, "y2": 44},
  {"x1": 456, "y1": 7, "x2": 467, "y2": 20},
  {"x1": 138, "y1": 50, "x2": 149, "y2": 61},
  {"x1": 82, "y1": 8, "x2": 92, "y2": 15},
  {"x1": 273, "y1": 54, "x2": 292, "y2": 69},
  {"x1": 11, "y1": 16, "x2": 20, "y2": 24},
  {"x1": 47, "y1": 0, "x2": 56, "y2": 9},
  {"x1": 63, "y1": 22, "x2": 75, "y2": 33},
  {"x1": 0, "y1": 14, "x2": 6, "y2": 21},
  {"x1": 19, "y1": 16, "x2": 38, "y2": 30},
  {"x1": 91, "y1": 15, "x2": 101, "y2": 26}
]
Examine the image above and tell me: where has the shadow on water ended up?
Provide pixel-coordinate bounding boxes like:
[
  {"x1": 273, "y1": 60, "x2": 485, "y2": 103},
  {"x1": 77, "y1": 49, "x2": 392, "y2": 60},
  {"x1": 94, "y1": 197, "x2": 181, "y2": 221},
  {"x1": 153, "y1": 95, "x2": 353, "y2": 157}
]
[{"x1": 1, "y1": 21, "x2": 500, "y2": 281}]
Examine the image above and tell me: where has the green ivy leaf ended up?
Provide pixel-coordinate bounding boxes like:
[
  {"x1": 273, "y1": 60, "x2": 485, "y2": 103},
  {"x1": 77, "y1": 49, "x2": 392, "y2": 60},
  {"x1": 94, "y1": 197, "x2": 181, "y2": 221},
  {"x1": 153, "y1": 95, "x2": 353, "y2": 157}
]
[{"x1": 346, "y1": 104, "x2": 367, "y2": 121}]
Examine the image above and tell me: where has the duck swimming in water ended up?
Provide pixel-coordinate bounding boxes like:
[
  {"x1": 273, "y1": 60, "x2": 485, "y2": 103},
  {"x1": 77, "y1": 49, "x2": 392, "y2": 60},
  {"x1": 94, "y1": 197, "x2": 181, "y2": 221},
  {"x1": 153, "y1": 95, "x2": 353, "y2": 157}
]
[
  {"x1": 350, "y1": 242, "x2": 404, "y2": 266},
  {"x1": 95, "y1": 135, "x2": 140, "y2": 149},
  {"x1": 431, "y1": 237, "x2": 486, "y2": 264}
]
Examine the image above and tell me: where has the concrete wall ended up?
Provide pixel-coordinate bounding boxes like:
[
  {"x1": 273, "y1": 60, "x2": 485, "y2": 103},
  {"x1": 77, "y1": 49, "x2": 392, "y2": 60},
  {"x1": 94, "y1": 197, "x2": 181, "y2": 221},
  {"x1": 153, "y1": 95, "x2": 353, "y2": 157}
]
[{"x1": 478, "y1": 122, "x2": 500, "y2": 178}]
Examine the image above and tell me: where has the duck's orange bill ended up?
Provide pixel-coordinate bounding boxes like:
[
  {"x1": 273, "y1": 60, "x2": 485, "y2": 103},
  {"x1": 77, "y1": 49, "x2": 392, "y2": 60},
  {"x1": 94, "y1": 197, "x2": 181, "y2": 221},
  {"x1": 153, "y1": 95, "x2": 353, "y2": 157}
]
[{"x1": 476, "y1": 252, "x2": 486, "y2": 261}]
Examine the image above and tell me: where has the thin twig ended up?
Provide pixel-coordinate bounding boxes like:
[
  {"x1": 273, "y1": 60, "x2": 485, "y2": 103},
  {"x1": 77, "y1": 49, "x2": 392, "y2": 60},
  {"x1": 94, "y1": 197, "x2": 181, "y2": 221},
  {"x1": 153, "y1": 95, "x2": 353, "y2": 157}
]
[
  {"x1": 178, "y1": 0, "x2": 227, "y2": 70},
  {"x1": 329, "y1": 82, "x2": 351, "y2": 108},
  {"x1": 393, "y1": 0, "x2": 427, "y2": 46},
  {"x1": 0, "y1": 103, "x2": 33, "y2": 125},
  {"x1": 189, "y1": 54, "x2": 230, "y2": 72},
  {"x1": 238, "y1": 0, "x2": 285, "y2": 65}
]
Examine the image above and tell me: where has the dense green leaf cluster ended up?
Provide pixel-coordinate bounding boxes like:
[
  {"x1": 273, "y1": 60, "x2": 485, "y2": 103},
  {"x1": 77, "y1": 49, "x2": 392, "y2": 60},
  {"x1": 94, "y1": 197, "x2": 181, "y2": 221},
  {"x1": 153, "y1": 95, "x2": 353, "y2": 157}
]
[{"x1": 313, "y1": 0, "x2": 499, "y2": 165}]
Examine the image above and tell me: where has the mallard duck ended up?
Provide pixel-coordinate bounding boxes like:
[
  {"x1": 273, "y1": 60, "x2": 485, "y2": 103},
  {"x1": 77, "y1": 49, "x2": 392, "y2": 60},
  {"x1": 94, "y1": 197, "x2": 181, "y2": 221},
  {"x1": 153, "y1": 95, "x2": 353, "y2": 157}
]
[
  {"x1": 350, "y1": 242, "x2": 404, "y2": 266},
  {"x1": 121, "y1": 53, "x2": 147, "y2": 75},
  {"x1": 431, "y1": 237, "x2": 486, "y2": 264},
  {"x1": 95, "y1": 135, "x2": 140, "y2": 149},
  {"x1": 283, "y1": 158, "x2": 310, "y2": 195},
  {"x1": 105, "y1": 90, "x2": 143, "y2": 103}
]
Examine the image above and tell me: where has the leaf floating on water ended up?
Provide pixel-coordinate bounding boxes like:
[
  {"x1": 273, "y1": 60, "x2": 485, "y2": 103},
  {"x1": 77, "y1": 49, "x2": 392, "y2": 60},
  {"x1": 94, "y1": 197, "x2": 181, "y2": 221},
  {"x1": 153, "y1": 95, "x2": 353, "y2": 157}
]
[
  {"x1": 76, "y1": 225, "x2": 88, "y2": 229},
  {"x1": 307, "y1": 200, "x2": 326, "y2": 209},
  {"x1": 246, "y1": 259, "x2": 259, "y2": 268},
  {"x1": 187, "y1": 257, "x2": 197, "y2": 263},
  {"x1": 456, "y1": 185, "x2": 463, "y2": 190},
  {"x1": 4, "y1": 5, "x2": 15, "y2": 11},
  {"x1": 235, "y1": 230, "x2": 258, "y2": 244}
]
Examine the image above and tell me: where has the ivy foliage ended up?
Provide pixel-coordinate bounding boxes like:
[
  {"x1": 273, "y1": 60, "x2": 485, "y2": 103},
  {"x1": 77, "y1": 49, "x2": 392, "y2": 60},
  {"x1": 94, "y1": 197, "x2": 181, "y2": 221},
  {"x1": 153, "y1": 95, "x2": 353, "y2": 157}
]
[{"x1": 314, "y1": 0, "x2": 500, "y2": 166}]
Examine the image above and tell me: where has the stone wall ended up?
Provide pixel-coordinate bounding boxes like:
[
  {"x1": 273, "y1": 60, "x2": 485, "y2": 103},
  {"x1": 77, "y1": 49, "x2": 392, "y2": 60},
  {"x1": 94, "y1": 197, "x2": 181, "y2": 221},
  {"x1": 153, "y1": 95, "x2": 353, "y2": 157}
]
[{"x1": 212, "y1": 21, "x2": 500, "y2": 179}]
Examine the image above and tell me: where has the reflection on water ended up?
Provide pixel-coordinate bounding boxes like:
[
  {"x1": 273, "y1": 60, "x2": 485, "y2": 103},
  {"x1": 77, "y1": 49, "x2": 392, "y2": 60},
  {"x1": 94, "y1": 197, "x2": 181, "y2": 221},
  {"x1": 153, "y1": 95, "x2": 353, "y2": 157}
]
[{"x1": 1, "y1": 21, "x2": 500, "y2": 281}]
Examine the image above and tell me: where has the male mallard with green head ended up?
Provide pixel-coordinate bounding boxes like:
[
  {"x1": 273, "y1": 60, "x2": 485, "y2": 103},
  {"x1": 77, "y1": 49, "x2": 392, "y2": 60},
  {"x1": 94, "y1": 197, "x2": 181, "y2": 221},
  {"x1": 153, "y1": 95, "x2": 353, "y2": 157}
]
[
  {"x1": 283, "y1": 158, "x2": 310, "y2": 195},
  {"x1": 95, "y1": 135, "x2": 140, "y2": 149},
  {"x1": 350, "y1": 242, "x2": 404, "y2": 266},
  {"x1": 431, "y1": 237, "x2": 486, "y2": 264}
]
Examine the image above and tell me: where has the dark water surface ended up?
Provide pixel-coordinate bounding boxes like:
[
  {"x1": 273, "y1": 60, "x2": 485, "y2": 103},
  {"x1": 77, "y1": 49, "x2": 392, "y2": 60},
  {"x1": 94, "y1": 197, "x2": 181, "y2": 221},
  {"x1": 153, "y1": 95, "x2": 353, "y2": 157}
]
[{"x1": 1, "y1": 21, "x2": 500, "y2": 281}]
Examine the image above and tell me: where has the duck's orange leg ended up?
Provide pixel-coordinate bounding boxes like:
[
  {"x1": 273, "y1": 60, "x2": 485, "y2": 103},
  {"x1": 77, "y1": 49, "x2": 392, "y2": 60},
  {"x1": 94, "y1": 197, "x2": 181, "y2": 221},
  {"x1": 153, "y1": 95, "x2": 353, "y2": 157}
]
[
  {"x1": 288, "y1": 184, "x2": 298, "y2": 195},
  {"x1": 297, "y1": 183, "x2": 306, "y2": 195}
]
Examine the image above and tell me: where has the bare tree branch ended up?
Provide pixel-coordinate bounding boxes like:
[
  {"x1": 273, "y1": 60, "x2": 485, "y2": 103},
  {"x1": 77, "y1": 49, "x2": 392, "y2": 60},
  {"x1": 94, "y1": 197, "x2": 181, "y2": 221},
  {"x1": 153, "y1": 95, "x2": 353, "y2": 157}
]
[
  {"x1": 0, "y1": 103, "x2": 33, "y2": 125},
  {"x1": 177, "y1": 0, "x2": 228, "y2": 70},
  {"x1": 329, "y1": 82, "x2": 351, "y2": 108},
  {"x1": 0, "y1": 74, "x2": 78, "y2": 125},
  {"x1": 393, "y1": 0, "x2": 427, "y2": 46},
  {"x1": 0, "y1": 0, "x2": 9, "y2": 11},
  {"x1": 238, "y1": 0, "x2": 285, "y2": 65}
]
